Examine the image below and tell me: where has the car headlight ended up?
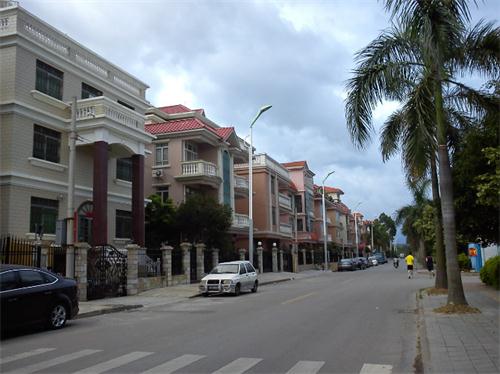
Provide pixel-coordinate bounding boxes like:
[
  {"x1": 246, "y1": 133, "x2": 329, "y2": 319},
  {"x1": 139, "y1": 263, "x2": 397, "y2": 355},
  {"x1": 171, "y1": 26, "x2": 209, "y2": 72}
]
[
  {"x1": 200, "y1": 280, "x2": 207, "y2": 285},
  {"x1": 222, "y1": 279, "x2": 232, "y2": 285}
]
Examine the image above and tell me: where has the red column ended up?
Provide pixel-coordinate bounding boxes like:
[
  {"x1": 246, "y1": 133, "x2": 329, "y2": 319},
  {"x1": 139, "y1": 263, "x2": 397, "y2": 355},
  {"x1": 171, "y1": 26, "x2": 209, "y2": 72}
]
[
  {"x1": 92, "y1": 141, "x2": 108, "y2": 246},
  {"x1": 132, "y1": 154, "x2": 145, "y2": 247}
]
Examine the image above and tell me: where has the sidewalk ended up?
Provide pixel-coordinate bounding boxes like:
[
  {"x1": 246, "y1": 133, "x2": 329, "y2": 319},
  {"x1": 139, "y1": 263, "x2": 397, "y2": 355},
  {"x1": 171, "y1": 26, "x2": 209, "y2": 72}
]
[
  {"x1": 77, "y1": 270, "x2": 323, "y2": 318},
  {"x1": 419, "y1": 274, "x2": 500, "y2": 374}
]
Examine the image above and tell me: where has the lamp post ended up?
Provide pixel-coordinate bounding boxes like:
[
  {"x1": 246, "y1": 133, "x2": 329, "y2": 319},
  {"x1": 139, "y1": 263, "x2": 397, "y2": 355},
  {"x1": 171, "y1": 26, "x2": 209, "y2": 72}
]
[
  {"x1": 321, "y1": 171, "x2": 335, "y2": 271},
  {"x1": 248, "y1": 105, "x2": 272, "y2": 265},
  {"x1": 353, "y1": 202, "x2": 362, "y2": 257}
]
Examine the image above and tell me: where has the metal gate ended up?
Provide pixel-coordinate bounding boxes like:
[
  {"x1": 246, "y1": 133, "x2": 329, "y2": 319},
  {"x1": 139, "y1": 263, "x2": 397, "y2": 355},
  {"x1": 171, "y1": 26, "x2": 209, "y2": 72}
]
[
  {"x1": 190, "y1": 247, "x2": 197, "y2": 283},
  {"x1": 87, "y1": 245, "x2": 127, "y2": 300}
]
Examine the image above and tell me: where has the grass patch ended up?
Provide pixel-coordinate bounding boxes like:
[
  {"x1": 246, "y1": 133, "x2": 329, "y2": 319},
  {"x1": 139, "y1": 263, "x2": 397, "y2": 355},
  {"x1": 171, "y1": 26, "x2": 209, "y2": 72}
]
[
  {"x1": 426, "y1": 287, "x2": 448, "y2": 296},
  {"x1": 433, "y1": 304, "x2": 481, "y2": 314}
]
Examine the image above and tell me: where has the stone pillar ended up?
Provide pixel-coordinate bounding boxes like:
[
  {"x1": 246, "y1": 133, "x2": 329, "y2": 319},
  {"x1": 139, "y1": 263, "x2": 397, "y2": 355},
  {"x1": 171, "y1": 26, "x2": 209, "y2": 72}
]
[
  {"x1": 310, "y1": 250, "x2": 315, "y2": 266},
  {"x1": 92, "y1": 141, "x2": 108, "y2": 246},
  {"x1": 132, "y1": 154, "x2": 145, "y2": 247},
  {"x1": 74, "y1": 242, "x2": 90, "y2": 301},
  {"x1": 257, "y1": 244, "x2": 264, "y2": 274},
  {"x1": 195, "y1": 243, "x2": 205, "y2": 280},
  {"x1": 301, "y1": 248, "x2": 307, "y2": 265},
  {"x1": 272, "y1": 246, "x2": 278, "y2": 272},
  {"x1": 126, "y1": 244, "x2": 140, "y2": 296},
  {"x1": 239, "y1": 248, "x2": 246, "y2": 261},
  {"x1": 279, "y1": 250, "x2": 284, "y2": 272},
  {"x1": 161, "y1": 244, "x2": 173, "y2": 286},
  {"x1": 65, "y1": 245, "x2": 75, "y2": 278},
  {"x1": 212, "y1": 248, "x2": 219, "y2": 268},
  {"x1": 292, "y1": 246, "x2": 299, "y2": 273},
  {"x1": 180, "y1": 242, "x2": 191, "y2": 284}
]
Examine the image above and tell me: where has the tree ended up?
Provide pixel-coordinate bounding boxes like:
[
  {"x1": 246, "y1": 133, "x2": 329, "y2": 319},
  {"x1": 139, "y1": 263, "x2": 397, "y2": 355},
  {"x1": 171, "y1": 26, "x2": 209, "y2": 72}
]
[
  {"x1": 372, "y1": 213, "x2": 396, "y2": 253},
  {"x1": 176, "y1": 194, "x2": 233, "y2": 250},
  {"x1": 345, "y1": 0, "x2": 499, "y2": 306},
  {"x1": 145, "y1": 194, "x2": 177, "y2": 249}
]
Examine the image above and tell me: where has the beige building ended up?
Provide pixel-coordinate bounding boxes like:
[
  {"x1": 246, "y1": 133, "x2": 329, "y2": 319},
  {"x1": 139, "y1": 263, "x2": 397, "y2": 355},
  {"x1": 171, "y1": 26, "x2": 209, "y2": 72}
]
[{"x1": 0, "y1": 3, "x2": 153, "y2": 247}]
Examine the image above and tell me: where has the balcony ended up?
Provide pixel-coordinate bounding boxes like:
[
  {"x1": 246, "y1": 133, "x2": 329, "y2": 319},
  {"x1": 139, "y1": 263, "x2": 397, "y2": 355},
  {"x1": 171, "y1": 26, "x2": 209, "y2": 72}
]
[
  {"x1": 175, "y1": 160, "x2": 221, "y2": 188},
  {"x1": 233, "y1": 213, "x2": 249, "y2": 228},
  {"x1": 76, "y1": 97, "x2": 144, "y2": 129},
  {"x1": 297, "y1": 232, "x2": 318, "y2": 242},
  {"x1": 234, "y1": 175, "x2": 249, "y2": 198},
  {"x1": 278, "y1": 193, "x2": 292, "y2": 211},
  {"x1": 279, "y1": 223, "x2": 293, "y2": 236}
]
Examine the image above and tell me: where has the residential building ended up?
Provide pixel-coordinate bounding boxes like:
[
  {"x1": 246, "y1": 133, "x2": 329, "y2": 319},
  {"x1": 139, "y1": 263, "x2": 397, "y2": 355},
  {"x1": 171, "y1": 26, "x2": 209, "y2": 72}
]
[
  {"x1": 144, "y1": 105, "x2": 249, "y2": 237},
  {"x1": 0, "y1": 2, "x2": 153, "y2": 248}
]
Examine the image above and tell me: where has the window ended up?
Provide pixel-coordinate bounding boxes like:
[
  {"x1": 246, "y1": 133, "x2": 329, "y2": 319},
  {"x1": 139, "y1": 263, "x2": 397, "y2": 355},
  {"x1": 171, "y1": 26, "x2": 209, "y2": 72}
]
[
  {"x1": 155, "y1": 143, "x2": 169, "y2": 166},
  {"x1": 272, "y1": 207, "x2": 276, "y2": 225},
  {"x1": 184, "y1": 142, "x2": 198, "y2": 161},
  {"x1": 117, "y1": 100, "x2": 134, "y2": 110},
  {"x1": 81, "y1": 82, "x2": 102, "y2": 99},
  {"x1": 297, "y1": 218, "x2": 304, "y2": 232},
  {"x1": 245, "y1": 263, "x2": 255, "y2": 273},
  {"x1": 185, "y1": 186, "x2": 197, "y2": 200},
  {"x1": 271, "y1": 176, "x2": 276, "y2": 195},
  {"x1": 19, "y1": 270, "x2": 53, "y2": 287},
  {"x1": 0, "y1": 271, "x2": 18, "y2": 291},
  {"x1": 157, "y1": 186, "x2": 169, "y2": 203},
  {"x1": 117, "y1": 158, "x2": 132, "y2": 181},
  {"x1": 33, "y1": 125, "x2": 61, "y2": 163},
  {"x1": 36, "y1": 60, "x2": 63, "y2": 100},
  {"x1": 30, "y1": 197, "x2": 58, "y2": 234},
  {"x1": 116, "y1": 210, "x2": 132, "y2": 238},
  {"x1": 295, "y1": 195, "x2": 303, "y2": 213},
  {"x1": 239, "y1": 264, "x2": 247, "y2": 274}
]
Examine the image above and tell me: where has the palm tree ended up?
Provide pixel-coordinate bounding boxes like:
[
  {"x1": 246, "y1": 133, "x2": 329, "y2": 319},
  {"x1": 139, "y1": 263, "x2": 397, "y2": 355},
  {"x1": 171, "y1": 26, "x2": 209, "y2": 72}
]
[{"x1": 345, "y1": 0, "x2": 499, "y2": 305}]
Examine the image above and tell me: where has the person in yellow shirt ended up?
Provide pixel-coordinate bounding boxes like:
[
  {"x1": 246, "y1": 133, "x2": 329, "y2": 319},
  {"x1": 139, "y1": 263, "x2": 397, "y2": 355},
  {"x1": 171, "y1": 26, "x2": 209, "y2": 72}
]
[{"x1": 405, "y1": 252, "x2": 415, "y2": 279}]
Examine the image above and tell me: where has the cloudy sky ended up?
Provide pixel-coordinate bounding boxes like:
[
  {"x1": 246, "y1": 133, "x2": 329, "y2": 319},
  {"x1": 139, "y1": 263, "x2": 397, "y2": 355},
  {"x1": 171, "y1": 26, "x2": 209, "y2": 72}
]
[{"x1": 21, "y1": 0, "x2": 497, "y2": 241}]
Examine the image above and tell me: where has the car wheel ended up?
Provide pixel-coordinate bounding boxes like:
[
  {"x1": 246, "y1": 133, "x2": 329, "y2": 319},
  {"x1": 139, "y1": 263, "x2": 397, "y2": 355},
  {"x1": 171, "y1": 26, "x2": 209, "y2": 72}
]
[
  {"x1": 234, "y1": 284, "x2": 241, "y2": 296},
  {"x1": 48, "y1": 303, "x2": 67, "y2": 329},
  {"x1": 251, "y1": 281, "x2": 258, "y2": 293}
]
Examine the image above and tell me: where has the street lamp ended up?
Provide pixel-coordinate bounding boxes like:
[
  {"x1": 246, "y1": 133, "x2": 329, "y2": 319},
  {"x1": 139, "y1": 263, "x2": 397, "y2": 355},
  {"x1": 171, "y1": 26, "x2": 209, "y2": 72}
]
[
  {"x1": 249, "y1": 105, "x2": 272, "y2": 265},
  {"x1": 353, "y1": 202, "x2": 362, "y2": 257},
  {"x1": 322, "y1": 171, "x2": 335, "y2": 271}
]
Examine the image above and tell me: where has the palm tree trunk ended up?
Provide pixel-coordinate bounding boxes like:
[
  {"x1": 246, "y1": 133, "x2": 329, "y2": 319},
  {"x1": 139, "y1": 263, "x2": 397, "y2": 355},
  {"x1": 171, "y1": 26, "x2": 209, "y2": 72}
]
[
  {"x1": 418, "y1": 238, "x2": 426, "y2": 268},
  {"x1": 430, "y1": 154, "x2": 447, "y2": 289},
  {"x1": 434, "y1": 79, "x2": 467, "y2": 305}
]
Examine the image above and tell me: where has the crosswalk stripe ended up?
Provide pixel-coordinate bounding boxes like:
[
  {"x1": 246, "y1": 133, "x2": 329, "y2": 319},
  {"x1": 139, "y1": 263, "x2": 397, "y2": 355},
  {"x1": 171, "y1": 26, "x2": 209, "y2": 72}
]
[
  {"x1": 141, "y1": 354, "x2": 205, "y2": 374},
  {"x1": 359, "y1": 363, "x2": 393, "y2": 374},
  {"x1": 73, "y1": 351, "x2": 153, "y2": 374},
  {"x1": 0, "y1": 348, "x2": 56, "y2": 364},
  {"x1": 3, "y1": 349, "x2": 101, "y2": 374},
  {"x1": 212, "y1": 357, "x2": 262, "y2": 374},
  {"x1": 286, "y1": 360, "x2": 325, "y2": 374}
]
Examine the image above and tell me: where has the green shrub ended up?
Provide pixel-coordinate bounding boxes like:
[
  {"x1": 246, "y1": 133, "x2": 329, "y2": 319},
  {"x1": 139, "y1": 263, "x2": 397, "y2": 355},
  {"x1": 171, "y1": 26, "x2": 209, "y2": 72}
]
[
  {"x1": 457, "y1": 252, "x2": 471, "y2": 271},
  {"x1": 480, "y1": 256, "x2": 500, "y2": 289}
]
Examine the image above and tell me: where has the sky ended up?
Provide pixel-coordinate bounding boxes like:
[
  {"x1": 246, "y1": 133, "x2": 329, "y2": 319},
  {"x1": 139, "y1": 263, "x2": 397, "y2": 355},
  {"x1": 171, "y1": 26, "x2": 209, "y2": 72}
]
[{"x1": 20, "y1": 0, "x2": 498, "y2": 243}]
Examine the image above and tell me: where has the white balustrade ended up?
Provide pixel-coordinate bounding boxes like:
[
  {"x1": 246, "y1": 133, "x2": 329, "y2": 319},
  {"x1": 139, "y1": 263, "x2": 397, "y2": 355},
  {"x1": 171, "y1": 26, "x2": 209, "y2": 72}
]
[
  {"x1": 181, "y1": 160, "x2": 218, "y2": 177},
  {"x1": 234, "y1": 175, "x2": 249, "y2": 189},
  {"x1": 278, "y1": 193, "x2": 292, "y2": 210},
  {"x1": 279, "y1": 223, "x2": 293, "y2": 235},
  {"x1": 76, "y1": 97, "x2": 144, "y2": 129},
  {"x1": 233, "y1": 214, "x2": 249, "y2": 227}
]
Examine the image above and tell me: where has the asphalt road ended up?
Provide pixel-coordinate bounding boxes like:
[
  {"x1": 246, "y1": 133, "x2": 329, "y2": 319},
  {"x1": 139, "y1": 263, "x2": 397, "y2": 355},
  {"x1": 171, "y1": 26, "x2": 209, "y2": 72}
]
[{"x1": 1, "y1": 263, "x2": 434, "y2": 374}]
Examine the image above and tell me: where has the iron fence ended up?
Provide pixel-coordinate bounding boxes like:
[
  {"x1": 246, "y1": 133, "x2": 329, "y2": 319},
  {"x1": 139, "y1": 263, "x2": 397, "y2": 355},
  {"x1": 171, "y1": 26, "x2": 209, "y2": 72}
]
[
  {"x1": 172, "y1": 248, "x2": 183, "y2": 275},
  {"x1": 138, "y1": 249, "x2": 163, "y2": 277}
]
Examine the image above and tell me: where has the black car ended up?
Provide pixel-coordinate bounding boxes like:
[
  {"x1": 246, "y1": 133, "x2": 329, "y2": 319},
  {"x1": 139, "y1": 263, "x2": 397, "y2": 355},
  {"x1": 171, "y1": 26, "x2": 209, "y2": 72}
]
[
  {"x1": 351, "y1": 257, "x2": 366, "y2": 270},
  {"x1": 0, "y1": 265, "x2": 79, "y2": 331},
  {"x1": 338, "y1": 259, "x2": 356, "y2": 271}
]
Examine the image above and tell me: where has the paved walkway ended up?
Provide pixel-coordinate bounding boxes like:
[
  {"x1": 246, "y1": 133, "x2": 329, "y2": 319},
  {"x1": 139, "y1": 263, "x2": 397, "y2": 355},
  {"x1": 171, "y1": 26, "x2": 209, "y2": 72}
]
[{"x1": 419, "y1": 274, "x2": 500, "y2": 374}]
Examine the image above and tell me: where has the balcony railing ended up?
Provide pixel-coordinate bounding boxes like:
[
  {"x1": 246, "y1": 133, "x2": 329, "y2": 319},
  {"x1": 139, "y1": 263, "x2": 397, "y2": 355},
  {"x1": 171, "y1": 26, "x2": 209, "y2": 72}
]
[
  {"x1": 233, "y1": 214, "x2": 249, "y2": 228},
  {"x1": 181, "y1": 160, "x2": 218, "y2": 177},
  {"x1": 234, "y1": 175, "x2": 249, "y2": 190},
  {"x1": 278, "y1": 193, "x2": 292, "y2": 210},
  {"x1": 279, "y1": 223, "x2": 293, "y2": 235},
  {"x1": 76, "y1": 97, "x2": 145, "y2": 129}
]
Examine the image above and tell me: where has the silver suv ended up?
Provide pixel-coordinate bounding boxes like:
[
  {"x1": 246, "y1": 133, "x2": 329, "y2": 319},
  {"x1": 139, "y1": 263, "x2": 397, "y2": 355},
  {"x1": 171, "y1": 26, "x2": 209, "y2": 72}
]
[{"x1": 199, "y1": 261, "x2": 258, "y2": 296}]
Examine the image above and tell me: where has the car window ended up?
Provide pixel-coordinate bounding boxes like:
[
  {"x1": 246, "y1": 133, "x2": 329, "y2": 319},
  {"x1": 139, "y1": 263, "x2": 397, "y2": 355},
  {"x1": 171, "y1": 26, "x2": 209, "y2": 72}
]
[
  {"x1": 210, "y1": 264, "x2": 239, "y2": 274},
  {"x1": 0, "y1": 271, "x2": 19, "y2": 291},
  {"x1": 18, "y1": 270, "x2": 52, "y2": 287},
  {"x1": 245, "y1": 263, "x2": 255, "y2": 273},
  {"x1": 239, "y1": 264, "x2": 247, "y2": 274}
]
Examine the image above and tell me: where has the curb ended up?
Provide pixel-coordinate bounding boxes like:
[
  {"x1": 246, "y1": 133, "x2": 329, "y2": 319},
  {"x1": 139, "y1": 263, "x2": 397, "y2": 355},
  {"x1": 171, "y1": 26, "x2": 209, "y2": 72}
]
[
  {"x1": 76, "y1": 304, "x2": 143, "y2": 319},
  {"x1": 416, "y1": 289, "x2": 432, "y2": 374}
]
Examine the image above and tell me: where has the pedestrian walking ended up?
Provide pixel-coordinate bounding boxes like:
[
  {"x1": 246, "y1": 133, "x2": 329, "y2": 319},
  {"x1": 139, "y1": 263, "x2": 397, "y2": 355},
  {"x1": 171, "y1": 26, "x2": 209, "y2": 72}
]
[
  {"x1": 425, "y1": 255, "x2": 435, "y2": 278},
  {"x1": 405, "y1": 252, "x2": 415, "y2": 279}
]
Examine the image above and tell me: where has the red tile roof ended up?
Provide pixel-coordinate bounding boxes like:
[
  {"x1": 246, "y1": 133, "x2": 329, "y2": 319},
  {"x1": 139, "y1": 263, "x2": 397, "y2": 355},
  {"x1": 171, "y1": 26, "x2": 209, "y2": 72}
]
[
  {"x1": 145, "y1": 118, "x2": 235, "y2": 142},
  {"x1": 324, "y1": 186, "x2": 344, "y2": 194},
  {"x1": 157, "y1": 104, "x2": 193, "y2": 114},
  {"x1": 216, "y1": 127, "x2": 235, "y2": 141},
  {"x1": 282, "y1": 161, "x2": 307, "y2": 168}
]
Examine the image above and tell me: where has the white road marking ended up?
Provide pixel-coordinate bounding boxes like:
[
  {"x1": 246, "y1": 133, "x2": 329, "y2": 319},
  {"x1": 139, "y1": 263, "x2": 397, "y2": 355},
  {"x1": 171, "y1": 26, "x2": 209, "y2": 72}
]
[
  {"x1": 73, "y1": 351, "x2": 153, "y2": 374},
  {"x1": 141, "y1": 354, "x2": 205, "y2": 374},
  {"x1": 212, "y1": 357, "x2": 263, "y2": 374},
  {"x1": 3, "y1": 349, "x2": 101, "y2": 374},
  {"x1": 286, "y1": 360, "x2": 325, "y2": 374},
  {"x1": 0, "y1": 348, "x2": 56, "y2": 364},
  {"x1": 359, "y1": 363, "x2": 393, "y2": 373},
  {"x1": 282, "y1": 292, "x2": 318, "y2": 305}
]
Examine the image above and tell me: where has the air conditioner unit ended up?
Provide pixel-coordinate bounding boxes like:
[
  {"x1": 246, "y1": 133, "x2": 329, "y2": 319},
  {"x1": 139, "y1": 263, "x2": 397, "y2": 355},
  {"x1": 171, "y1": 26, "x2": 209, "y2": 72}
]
[{"x1": 152, "y1": 169, "x2": 163, "y2": 178}]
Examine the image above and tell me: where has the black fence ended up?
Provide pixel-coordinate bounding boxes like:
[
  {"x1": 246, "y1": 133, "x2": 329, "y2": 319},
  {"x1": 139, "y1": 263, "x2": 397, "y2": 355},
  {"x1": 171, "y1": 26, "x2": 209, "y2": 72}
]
[
  {"x1": 172, "y1": 248, "x2": 183, "y2": 275},
  {"x1": 138, "y1": 249, "x2": 163, "y2": 277}
]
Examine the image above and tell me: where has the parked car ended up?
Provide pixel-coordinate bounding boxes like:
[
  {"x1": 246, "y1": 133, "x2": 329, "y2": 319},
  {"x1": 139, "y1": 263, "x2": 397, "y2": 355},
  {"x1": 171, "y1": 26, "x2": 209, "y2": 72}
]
[
  {"x1": 368, "y1": 256, "x2": 378, "y2": 266},
  {"x1": 361, "y1": 257, "x2": 372, "y2": 268},
  {"x1": 199, "y1": 261, "x2": 258, "y2": 296},
  {"x1": 0, "y1": 265, "x2": 79, "y2": 331},
  {"x1": 352, "y1": 257, "x2": 367, "y2": 270},
  {"x1": 338, "y1": 259, "x2": 356, "y2": 271},
  {"x1": 374, "y1": 253, "x2": 388, "y2": 264}
]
